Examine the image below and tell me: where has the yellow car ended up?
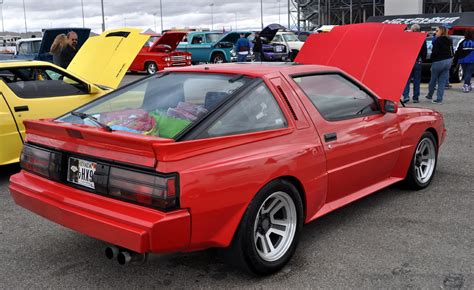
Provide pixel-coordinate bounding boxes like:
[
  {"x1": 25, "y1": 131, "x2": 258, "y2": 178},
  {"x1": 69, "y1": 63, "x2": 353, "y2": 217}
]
[{"x1": 0, "y1": 28, "x2": 149, "y2": 165}]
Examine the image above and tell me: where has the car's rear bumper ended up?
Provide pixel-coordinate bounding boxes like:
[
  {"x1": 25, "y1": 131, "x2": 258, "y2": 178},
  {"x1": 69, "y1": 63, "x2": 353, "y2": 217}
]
[{"x1": 9, "y1": 171, "x2": 191, "y2": 253}]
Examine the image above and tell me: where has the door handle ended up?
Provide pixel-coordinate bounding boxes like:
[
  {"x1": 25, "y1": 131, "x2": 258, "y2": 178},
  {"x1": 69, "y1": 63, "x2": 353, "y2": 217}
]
[
  {"x1": 14, "y1": 105, "x2": 29, "y2": 112},
  {"x1": 324, "y1": 132, "x2": 337, "y2": 142}
]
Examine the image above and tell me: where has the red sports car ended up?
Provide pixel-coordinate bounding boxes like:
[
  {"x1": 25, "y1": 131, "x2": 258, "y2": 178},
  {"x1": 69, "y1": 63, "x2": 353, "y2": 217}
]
[
  {"x1": 9, "y1": 24, "x2": 445, "y2": 275},
  {"x1": 129, "y1": 32, "x2": 192, "y2": 74}
]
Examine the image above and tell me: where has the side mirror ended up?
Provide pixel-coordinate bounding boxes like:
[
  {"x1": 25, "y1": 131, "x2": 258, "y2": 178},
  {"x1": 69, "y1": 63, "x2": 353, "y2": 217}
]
[{"x1": 380, "y1": 99, "x2": 398, "y2": 113}]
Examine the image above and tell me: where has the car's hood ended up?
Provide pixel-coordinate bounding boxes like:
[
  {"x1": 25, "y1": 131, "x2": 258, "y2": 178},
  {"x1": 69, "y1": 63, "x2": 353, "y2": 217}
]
[
  {"x1": 67, "y1": 28, "x2": 149, "y2": 89},
  {"x1": 38, "y1": 28, "x2": 91, "y2": 56},
  {"x1": 260, "y1": 23, "x2": 286, "y2": 41},
  {"x1": 217, "y1": 31, "x2": 252, "y2": 44},
  {"x1": 295, "y1": 23, "x2": 425, "y2": 102},
  {"x1": 153, "y1": 32, "x2": 186, "y2": 51}
]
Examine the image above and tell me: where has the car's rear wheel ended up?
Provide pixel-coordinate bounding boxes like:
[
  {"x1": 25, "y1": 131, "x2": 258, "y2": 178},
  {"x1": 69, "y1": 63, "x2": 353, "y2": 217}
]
[
  {"x1": 145, "y1": 62, "x2": 158, "y2": 74},
  {"x1": 227, "y1": 179, "x2": 303, "y2": 276},
  {"x1": 403, "y1": 131, "x2": 438, "y2": 189}
]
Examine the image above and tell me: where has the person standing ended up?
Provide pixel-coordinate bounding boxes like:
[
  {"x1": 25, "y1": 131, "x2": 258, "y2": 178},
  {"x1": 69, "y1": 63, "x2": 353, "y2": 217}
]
[
  {"x1": 253, "y1": 32, "x2": 263, "y2": 62},
  {"x1": 402, "y1": 24, "x2": 427, "y2": 103},
  {"x1": 425, "y1": 26, "x2": 453, "y2": 104},
  {"x1": 50, "y1": 34, "x2": 67, "y2": 66},
  {"x1": 235, "y1": 33, "x2": 250, "y2": 62},
  {"x1": 58, "y1": 31, "x2": 78, "y2": 68},
  {"x1": 454, "y1": 30, "x2": 474, "y2": 93}
]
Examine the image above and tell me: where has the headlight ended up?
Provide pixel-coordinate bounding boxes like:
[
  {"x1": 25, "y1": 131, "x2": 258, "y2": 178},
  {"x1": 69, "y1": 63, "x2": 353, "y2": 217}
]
[
  {"x1": 230, "y1": 49, "x2": 236, "y2": 56},
  {"x1": 186, "y1": 55, "x2": 192, "y2": 60},
  {"x1": 163, "y1": 57, "x2": 170, "y2": 62}
]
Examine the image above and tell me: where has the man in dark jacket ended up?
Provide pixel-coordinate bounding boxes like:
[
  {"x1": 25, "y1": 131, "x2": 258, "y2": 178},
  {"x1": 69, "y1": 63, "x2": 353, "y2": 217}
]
[
  {"x1": 402, "y1": 24, "x2": 427, "y2": 103},
  {"x1": 58, "y1": 31, "x2": 78, "y2": 68},
  {"x1": 253, "y1": 32, "x2": 263, "y2": 62}
]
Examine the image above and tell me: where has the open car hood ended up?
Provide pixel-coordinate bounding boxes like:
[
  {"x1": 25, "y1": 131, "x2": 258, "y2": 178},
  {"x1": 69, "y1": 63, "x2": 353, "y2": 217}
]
[
  {"x1": 217, "y1": 32, "x2": 252, "y2": 44},
  {"x1": 38, "y1": 28, "x2": 91, "y2": 58},
  {"x1": 295, "y1": 23, "x2": 426, "y2": 102},
  {"x1": 153, "y1": 32, "x2": 186, "y2": 51},
  {"x1": 260, "y1": 23, "x2": 286, "y2": 41},
  {"x1": 67, "y1": 28, "x2": 149, "y2": 89}
]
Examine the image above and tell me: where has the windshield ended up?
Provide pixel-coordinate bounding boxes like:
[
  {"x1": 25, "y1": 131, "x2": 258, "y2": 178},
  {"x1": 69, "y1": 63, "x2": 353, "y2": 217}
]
[
  {"x1": 206, "y1": 33, "x2": 224, "y2": 43},
  {"x1": 58, "y1": 73, "x2": 250, "y2": 139},
  {"x1": 282, "y1": 33, "x2": 299, "y2": 42},
  {"x1": 144, "y1": 36, "x2": 160, "y2": 47},
  {"x1": 17, "y1": 40, "x2": 41, "y2": 55}
]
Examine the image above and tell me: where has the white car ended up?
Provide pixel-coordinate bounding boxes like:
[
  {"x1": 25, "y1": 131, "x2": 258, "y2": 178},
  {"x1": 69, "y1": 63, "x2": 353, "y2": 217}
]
[{"x1": 272, "y1": 31, "x2": 304, "y2": 61}]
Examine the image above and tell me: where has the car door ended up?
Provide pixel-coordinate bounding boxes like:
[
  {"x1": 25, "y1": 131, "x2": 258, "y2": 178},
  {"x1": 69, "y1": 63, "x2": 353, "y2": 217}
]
[
  {"x1": 290, "y1": 73, "x2": 402, "y2": 203},
  {"x1": 0, "y1": 65, "x2": 102, "y2": 143},
  {"x1": 0, "y1": 90, "x2": 23, "y2": 165},
  {"x1": 186, "y1": 34, "x2": 209, "y2": 63}
]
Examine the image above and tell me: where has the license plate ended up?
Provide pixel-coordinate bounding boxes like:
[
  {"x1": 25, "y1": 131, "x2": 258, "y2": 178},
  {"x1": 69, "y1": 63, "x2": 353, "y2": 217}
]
[
  {"x1": 67, "y1": 157, "x2": 97, "y2": 189},
  {"x1": 275, "y1": 46, "x2": 283, "y2": 52}
]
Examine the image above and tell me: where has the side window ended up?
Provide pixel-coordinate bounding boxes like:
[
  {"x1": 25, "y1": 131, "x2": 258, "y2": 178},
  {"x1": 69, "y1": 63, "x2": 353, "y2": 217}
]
[
  {"x1": 191, "y1": 35, "x2": 203, "y2": 44},
  {"x1": 198, "y1": 83, "x2": 287, "y2": 138},
  {"x1": 293, "y1": 74, "x2": 379, "y2": 120},
  {"x1": 5, "y1": 66, "x2": 89, "y2": 98}
]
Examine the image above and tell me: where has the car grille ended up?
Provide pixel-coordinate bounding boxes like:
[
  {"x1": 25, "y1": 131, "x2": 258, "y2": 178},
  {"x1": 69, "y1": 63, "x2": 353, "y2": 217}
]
[{"x1": 171, "y1": 55, "x2": 186, "y2": 62}]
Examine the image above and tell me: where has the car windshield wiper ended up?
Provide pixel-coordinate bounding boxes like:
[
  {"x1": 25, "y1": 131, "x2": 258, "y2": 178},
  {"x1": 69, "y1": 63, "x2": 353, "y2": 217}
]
[{"x1": 71, "y1": 111, "x2": 113, "y2": 132}]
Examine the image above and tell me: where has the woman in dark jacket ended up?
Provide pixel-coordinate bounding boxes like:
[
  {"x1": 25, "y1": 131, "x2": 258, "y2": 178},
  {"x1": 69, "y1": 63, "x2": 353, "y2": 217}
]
[
  {"x1": 454, "y1": 30, "x2": 474, "y2": 93},
  {"x1": 426, "y1": 26, "x2": 453, "y2": 104}
]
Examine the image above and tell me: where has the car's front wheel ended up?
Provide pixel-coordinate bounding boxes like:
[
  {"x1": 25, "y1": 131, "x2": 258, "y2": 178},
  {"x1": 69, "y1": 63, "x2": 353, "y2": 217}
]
[
  {"x1": 227, "y1": 179, "x2": 303, "y2": 275},
  {"x1": 403, "y1": 131, "x2": 438, "y2": 189},
  {"x1": 145, "y1": 62, "x2": 158, "y2": 74}
]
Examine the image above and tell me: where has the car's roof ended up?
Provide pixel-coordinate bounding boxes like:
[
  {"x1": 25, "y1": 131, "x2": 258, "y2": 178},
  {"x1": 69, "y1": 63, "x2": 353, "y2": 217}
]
[
  {"x1": 165, "y1": 62, "x2": 340, "y2": 78},
  {"x1": 17, "y1": 38, "x2": 42, "y2": 43}
]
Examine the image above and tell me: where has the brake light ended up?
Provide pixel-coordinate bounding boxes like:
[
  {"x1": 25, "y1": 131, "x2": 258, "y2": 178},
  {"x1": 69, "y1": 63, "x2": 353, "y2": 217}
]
[
  {"x1": 107, "y1": 167, "x2": 178, "y2": 210},
  {"x1": 20, "y1": 145, "x2": 62, "y2": 180}
]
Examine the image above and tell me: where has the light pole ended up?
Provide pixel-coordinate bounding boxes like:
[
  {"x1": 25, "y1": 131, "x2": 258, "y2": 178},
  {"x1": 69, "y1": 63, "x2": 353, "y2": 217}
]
[
  {"x1": 0, "y1": 0, "x2": 4, "y2": 33},
  {"x1": 22, "y1": 0, "x2": 27, "y2": 33},
  {"x1": 210, "y1": 3, "x2": 214, "y2": 31},
  {"x1": 260, "y1": 0, "x2": 263, "y2": 30},
  {"x1": 101, "y1": 0, "x2": 105, "y2": 32},
  {"x1": 160, "y1": 0, "x2": 163, "y2": 33},
  {"x1": 81, "y1": 0, "x2": 85, "y2": 28},
  {"x1": 278, "y1": 0, "x2": 280, "y2": 24}
]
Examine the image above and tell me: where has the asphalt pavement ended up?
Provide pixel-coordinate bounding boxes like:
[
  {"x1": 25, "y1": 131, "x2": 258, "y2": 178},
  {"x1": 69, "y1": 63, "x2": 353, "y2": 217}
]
[{"x1": 0, "y1": 76, "x2": 472, "y2": 288}]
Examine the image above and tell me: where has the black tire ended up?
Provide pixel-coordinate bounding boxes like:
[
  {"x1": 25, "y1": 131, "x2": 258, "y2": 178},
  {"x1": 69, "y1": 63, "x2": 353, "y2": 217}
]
[
  {"x1": 211, "y1": 52, "x2": 226, "y2": 64},
  {"x1": 226, "y1": 179, "x2": 303, "y2": 276},
  {"x1": 145, "y1": 62, "x2": 158, "y2": 74},
  {"x1": 403, "y1": 131, "x2": 438, "y2": 189},
  {"x1": 450, "y1": 64, "x2": 463, "y2": 83}
]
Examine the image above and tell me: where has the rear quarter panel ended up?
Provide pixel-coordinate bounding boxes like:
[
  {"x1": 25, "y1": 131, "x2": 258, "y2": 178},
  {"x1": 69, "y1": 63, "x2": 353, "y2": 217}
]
[
  {"x1": 391, "y1": 107, "x2": 445, "y2": 179},
  {"x1": 156, "y1": 128, "x2": 327, "y2": 251}
]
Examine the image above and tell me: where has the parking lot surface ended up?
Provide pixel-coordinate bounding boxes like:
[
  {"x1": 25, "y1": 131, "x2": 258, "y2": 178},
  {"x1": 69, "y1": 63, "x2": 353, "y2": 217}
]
[{"x1": 0, "y1": 76, "x2": 472, "y2": 288}]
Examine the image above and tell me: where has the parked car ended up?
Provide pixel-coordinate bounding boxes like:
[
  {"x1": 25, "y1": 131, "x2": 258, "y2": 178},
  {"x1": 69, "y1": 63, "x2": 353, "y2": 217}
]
[
  {"x1": 0, "y1": 28, "x2": 148, "y2": 166},
  {"x1": 249, "y1": 24, "x2": 290, "y2": 62},
  {"x1": 9, "y1": 23, "x2": 445, "y2": 276},
  {"x1": 422, "y1": 35, "x2": 464, "y2": 83},
  {"x1": 272, "y1": 30, "x2": 304, "y2": 60},
  {"x1": 177, "y1": 31, "x2": 253, "y2": 63},
  {"x1": 129, "y1": 32, "x2": 192, "y2": 74}
]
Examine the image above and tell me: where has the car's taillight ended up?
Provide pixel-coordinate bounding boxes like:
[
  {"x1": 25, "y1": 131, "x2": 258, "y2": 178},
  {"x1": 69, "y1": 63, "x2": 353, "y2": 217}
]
[
  {"x1": 20, "y1": 144, "x2": 62, "y2": 180},
  {"x1": 107, "y1": 167, "x2": 178, "y2": 210}
]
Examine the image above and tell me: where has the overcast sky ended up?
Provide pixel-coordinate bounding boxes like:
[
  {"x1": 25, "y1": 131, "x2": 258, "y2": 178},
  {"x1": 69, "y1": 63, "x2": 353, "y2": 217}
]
[{"x1": 1, "y1": 0, "x2": 290, "y2": 33}]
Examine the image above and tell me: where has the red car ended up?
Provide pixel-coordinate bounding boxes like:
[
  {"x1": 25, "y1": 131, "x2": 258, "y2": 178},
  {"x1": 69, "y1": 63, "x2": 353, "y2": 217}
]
[
  {"x1": 9, "y1": 24, "x2": 445, "y2": 275},
  {"x1": 129, "y1": 32, "x2": 191, "y2": 74}
]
